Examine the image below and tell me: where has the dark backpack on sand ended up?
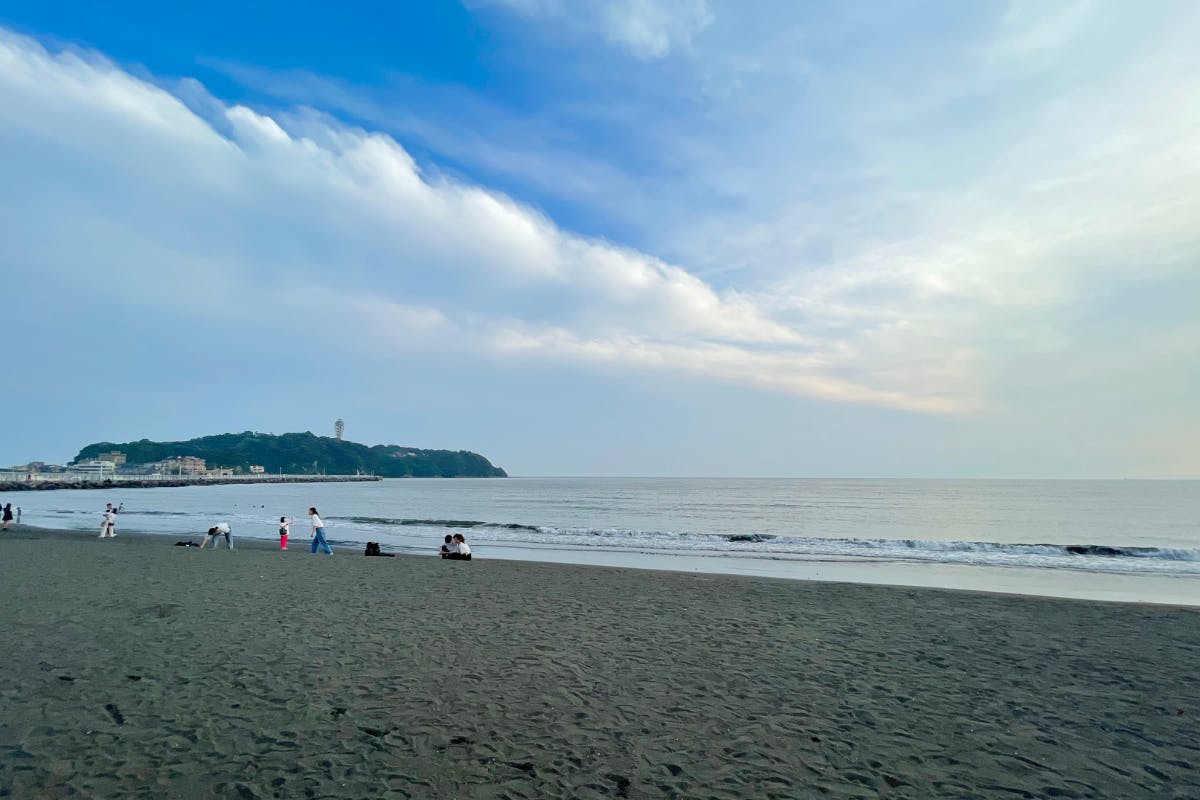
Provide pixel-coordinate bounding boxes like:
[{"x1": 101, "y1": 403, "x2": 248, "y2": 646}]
[{"x1": 364, "y1": 542, "x2": 394, "y2": 557}]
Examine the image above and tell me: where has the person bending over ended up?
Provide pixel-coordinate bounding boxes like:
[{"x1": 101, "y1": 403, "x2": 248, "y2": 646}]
[
  {"x1": 443, "y1": 533, "x2": 472, "y2": 561},
  {"x1": 199, "y1": 522, "x2": 233, "y2": 550}
]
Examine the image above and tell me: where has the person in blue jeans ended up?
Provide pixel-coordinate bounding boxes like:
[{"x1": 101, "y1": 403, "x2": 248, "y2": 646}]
[{"x1": 309, "y1": 507, "x2": 333, "y2": 555}]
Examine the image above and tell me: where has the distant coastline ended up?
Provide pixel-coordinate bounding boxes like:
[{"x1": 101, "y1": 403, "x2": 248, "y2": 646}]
[
  {"x1": 0, "y1": 473, "x2": 382, "y2": 492},
  {"x1": 8, "y1": 430, "x2": 508, "y2": 483},
  {"x1": 74, "y1": 431, "x2": 508, "y2": 478}
]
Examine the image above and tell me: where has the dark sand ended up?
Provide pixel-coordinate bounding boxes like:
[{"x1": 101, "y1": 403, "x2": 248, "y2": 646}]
[{"x1": 1, "y1": 528, "x2": 1197, "y2": 799}]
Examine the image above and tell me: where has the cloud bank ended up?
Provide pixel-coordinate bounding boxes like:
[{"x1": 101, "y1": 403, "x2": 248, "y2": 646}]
[
  {"x1": 0, "y1": 28, "x2": 961, "y2": 416},
  {"x1": 3, "y1": 1, "x2": 1199, "y2": 475}
]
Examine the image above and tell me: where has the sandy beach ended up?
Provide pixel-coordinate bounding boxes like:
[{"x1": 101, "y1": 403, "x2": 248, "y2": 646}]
[{"x1": 1, "y1": 527, "x2": 1197, "y2": 799}]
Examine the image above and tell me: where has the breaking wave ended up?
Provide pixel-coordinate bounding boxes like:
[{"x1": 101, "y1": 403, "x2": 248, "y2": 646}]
[
  {"x1": 31, "y1": 506, "x2": 1200, "y2": 576},
  {"x1": 344, "y1": 516, "x2": 540, "y2": 532},
  {"x1": 342, "y1": 517, "x2": 1200, "y2": 575}
]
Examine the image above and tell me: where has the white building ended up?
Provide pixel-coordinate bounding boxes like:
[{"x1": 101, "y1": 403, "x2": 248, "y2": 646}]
[{"x1": 70, "y1": 459, "x2": 117, "y2": 475}]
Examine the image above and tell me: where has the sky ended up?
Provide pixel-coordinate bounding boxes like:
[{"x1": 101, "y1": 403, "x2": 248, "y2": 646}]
[{"x1": 0, "y1": 1, "x2": 1198, "y2": 477}]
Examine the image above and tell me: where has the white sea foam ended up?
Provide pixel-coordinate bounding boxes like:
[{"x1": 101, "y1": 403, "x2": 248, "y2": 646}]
[
  {"x1": 332, "y1": 519, "x2": 1200, "y2": 575},
  {"x1": 15, "y1": 478, "x2": 1200, "y2": 578}
]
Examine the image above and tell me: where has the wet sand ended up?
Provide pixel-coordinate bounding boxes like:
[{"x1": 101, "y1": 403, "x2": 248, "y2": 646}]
[{"x1": 1, "y1": 527, "x2": 1197, "y2": 799}]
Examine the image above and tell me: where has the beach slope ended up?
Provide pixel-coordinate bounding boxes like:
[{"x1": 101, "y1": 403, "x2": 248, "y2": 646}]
[{"x1": 1, "y1": 529, "x2": 1197, "y2": 798}]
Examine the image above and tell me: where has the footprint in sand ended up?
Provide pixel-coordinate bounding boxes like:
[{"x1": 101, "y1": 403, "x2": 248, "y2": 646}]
[{"x1": 104, "y1": 703, "x2": 125, "y2": 725}]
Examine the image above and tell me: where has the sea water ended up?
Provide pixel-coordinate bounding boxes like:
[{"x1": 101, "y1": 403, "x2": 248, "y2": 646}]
[{"x1": 10, "y1": 478, "x2": 1200, "y2": 604}]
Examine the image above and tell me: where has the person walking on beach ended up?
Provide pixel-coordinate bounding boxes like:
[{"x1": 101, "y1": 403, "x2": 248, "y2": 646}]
[
  {"x1": 99, "y1": 508, "x2": 116, "y2": 538},
  {"x1": 309, "y1": 507, "x2": 333, "y2": 555},
  {"x1": 198, "y1": 522, "x2": 233, "y2": 550},
  {"x1": 1, "y1": 503, "x2": 13, "y2": 530},
  {"x1": 278, "y1": 516, "x2": 292, "y2": 550}
]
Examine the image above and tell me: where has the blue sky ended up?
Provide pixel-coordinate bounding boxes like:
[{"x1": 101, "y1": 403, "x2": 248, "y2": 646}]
[{"x1": 1, "y1": 1, "x2": 1198, "y2": 476}]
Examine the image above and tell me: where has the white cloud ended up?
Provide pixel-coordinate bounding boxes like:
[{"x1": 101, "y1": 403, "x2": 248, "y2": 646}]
[
  {"x1": 0, "y1": 29, "x2": 957, "y2": 416},
  {"x1": 486, "y1": 325, "x2": 958, "y2": 412},
  {"x1": 3, "y1": 1, "x2": 1199, "y2": 475},
  {"x1": 479, "y1": 0, "x2": 713, "y2": 59},
  {"x1": 5, "y1": 0, "x2": 1199, "y2": 469}
]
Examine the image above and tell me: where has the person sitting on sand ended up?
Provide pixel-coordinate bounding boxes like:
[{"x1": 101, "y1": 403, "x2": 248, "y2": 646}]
[
  {"x1": 439, "y1": 534, "x2": 454, "y2": 558},
  {"x1": 198, "y1": 522, "x2": 233, "y2": 550},
  {"x1": 443, "y1": 533, "x2": 472, "y2": 561},
  {"x1": 278, "y1": 516, "x2": 292, "y2": 550}
]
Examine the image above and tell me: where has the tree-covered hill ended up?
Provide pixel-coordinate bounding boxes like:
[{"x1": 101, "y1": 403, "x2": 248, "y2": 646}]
[{"x1": 75, "y1": 432, "x2": 507, "y2": 478}]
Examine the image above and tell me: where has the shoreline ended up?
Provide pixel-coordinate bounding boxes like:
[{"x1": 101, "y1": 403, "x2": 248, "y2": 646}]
[
  {"x1": 10, "y1": 524, "x2": 1200, "y2": 610},
  {"x1": 1, "y1": 526, "x2": 1196, "y2": 798}
]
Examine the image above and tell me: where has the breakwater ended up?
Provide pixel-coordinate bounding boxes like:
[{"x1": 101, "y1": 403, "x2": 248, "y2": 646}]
[{"x1": 0, "y1": 474, "x2": 382, "y2": 492}]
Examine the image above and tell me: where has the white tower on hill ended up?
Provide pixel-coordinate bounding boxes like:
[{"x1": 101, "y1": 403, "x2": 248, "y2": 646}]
[{"x1": 335, "y1": 419, "x2": 345, "y2": 440}]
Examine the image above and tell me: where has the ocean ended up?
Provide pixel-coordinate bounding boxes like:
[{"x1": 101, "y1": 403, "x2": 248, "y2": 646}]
[{"x1": 10, "y1": 477, "x2": 1200, "y2": 604}]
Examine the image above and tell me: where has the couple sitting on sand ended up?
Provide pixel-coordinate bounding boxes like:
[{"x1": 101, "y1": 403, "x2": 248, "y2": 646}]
[{"x1": 440, "y1": 533, "x2": 472, "y2": 561}]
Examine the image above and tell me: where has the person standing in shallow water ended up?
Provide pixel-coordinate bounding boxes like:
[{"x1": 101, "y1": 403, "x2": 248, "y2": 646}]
[{"x1": 309, "y1": 507, "x2": 333, "y2": 555}]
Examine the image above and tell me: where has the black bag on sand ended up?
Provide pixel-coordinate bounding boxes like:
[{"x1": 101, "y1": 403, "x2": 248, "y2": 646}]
[{"x1": 174, "y1": 541, "x2": 198, "y2": 547}]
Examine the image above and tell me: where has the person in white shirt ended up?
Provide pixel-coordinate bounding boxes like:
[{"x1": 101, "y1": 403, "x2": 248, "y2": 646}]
[
  {"x1": 309, "y1": 507, "x2": 333, "y2": 555},
  {"x1": 98, "y1": 509, "x2": 117, "y2": 538},
  {"x1": 278, "y1": 516, "x2": 292, "y2": 550},
  {"x1": 443, "y1": 533, "x2": 472, "y2": 561},
  {"x1": 198, "y1": 522, "x2": 233, "y2": 550}
]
